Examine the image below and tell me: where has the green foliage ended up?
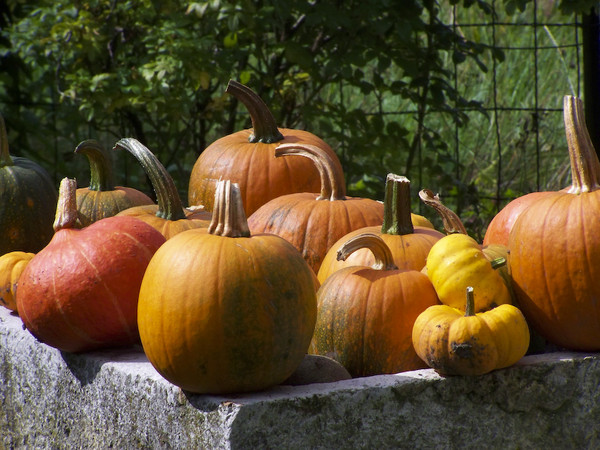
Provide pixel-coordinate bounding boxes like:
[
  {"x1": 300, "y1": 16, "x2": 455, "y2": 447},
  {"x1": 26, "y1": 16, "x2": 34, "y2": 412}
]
[{"x1": 0, "y1": 0, "x2": 582, "y2": 238}]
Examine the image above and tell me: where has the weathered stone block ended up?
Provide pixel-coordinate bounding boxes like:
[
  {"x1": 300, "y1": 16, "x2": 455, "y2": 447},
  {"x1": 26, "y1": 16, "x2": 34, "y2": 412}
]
[{"x1": 2, "y1": 307, "x2": 599, "y2": 449}]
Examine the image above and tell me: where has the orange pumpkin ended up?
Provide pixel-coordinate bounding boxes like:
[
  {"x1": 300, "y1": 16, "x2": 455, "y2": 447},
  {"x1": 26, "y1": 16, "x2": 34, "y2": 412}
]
[
  {"x1": 114, "y1": 138, "x2": 211, "y2": 239},
  {"x1": 310, "y1": 232, "x2": 440, "y2": 377},
  {"x1": 509, "y1": 95, "x2": 600, "y2": 351},
  {"x1": 74, "y1": 139, "x2": 154, "y2": 227},
  {"x1": 188, "y1": 80, "x2": 342, "y2": 215},
  {"x1": 247, "y1": 143, "x2": 384, "y2": 274},
  {"x1": 138, "y1": 179, "x2": 317, "y2": 394},
  {"x1": 317, "y1": 174, "x2": 443, "y2": 284}
]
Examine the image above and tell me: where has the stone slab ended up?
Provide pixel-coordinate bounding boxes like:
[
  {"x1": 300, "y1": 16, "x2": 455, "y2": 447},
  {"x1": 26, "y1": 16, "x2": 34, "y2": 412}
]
[{"x1": 2, "y1": 306, "x2": 600, "y2": 449}]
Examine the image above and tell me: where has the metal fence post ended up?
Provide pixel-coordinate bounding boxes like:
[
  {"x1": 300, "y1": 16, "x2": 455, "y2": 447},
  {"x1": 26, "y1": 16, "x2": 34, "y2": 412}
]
[{"x1": 583, "y1": 6, "x2": 600, "y2": 154}]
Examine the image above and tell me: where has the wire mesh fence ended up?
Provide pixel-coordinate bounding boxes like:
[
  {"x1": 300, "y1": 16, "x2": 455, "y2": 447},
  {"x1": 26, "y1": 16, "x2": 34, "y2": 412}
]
[{"x1": 439, "y1": 1, "x2": 583, "y2": 222}]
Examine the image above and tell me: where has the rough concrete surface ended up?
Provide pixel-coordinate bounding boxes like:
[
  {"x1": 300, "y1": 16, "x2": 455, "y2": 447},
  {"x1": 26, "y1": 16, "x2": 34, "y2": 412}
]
[{"x1": 2, "y1": 306, "x2": 600, "y2": 449}]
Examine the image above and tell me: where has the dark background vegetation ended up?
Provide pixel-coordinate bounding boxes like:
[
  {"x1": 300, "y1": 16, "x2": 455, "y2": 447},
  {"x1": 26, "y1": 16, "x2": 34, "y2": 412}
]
[{"x1": 0, "y1": 0, "x2": 596, "y2": 238}]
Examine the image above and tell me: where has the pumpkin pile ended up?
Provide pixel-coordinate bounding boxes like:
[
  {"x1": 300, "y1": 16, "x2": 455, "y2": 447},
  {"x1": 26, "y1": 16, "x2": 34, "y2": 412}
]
[{"x1": 2, "y1": 85, "x2": 597, "y2": 394}]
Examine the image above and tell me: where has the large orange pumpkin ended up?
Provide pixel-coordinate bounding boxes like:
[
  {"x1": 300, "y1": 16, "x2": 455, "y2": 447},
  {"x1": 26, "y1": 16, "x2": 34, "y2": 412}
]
[
  {"x1": 509, "y1": 95, "x2": 600, "y2": 351},
  {"x1": 317, "y1": 174, "x2": 443, "y2": 284},
  {"x1": 138, "y1": 179, "x2": 317, "y2": 394},
  {"x1": 74, "y1": 139, "x2": 154, "y2": 227},
  {"x1": 16, "y1": 178, "x2": 166, "y2": 353},
  {"x1": 248, "y1": 143, "x2": 384, "y2": 274},
  {"x1": 114, "y1": 138, "x2": 211, "y2": 239},
  {"x1": 188, "y1": 80, "x2": 342, "y2": 215},
  {"x1": 310, "y1": 232, "x2": 440, "y2": 377}
]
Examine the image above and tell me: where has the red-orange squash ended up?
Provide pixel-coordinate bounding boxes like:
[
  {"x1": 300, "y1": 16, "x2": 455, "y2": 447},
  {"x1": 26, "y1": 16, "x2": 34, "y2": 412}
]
[
  {"x1": 317, "y1": 174, "x2": 443, "y2": 284},
  {"x1": 310, "y1": 232, "x2": 440, "y2": 377},
  {"x1": 248, "y1": 143, "x2": 384, "y2": 274},
  {"x1": 16, "y1": 178, "x2": 166, "y2": 353},
  {"x1": 114, "y1": 138, "x2": 211, "y2": 239},
  {"x1": 509, "y1": 95, "x2": 600, "y2": 351},
  {"x1": 188, "y1": 80, "x2": 342, "y2": 215},
  {"x1": 138, "y1": 179, "x2": 317, "y2": 394},
  {"x1": 74, "y1": 139, "x2": 154, "y2": 227}
]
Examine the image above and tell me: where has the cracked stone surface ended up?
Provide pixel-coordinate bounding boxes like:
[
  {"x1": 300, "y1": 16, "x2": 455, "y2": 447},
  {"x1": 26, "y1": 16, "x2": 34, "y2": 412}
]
[{"x1": 2, "y1": 307, "x2": 600, "y2": 449}]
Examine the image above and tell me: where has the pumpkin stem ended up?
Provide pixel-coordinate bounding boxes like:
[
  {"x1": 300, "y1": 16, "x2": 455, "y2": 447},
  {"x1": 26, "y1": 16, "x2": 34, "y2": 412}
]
[
  {"x1": 53, "y1": 178, "x2": 82, "y2": 231},
  {"x1": 75, "y1": 140, "x2": 116, "y2": 191},
  {"x1": 0, "y1": 114, "x2": 14, "y2": 167},
  {"x1": 381, "y1": 174, "x2": 414, "y2": 235},
  {"x1": 208, "y1": 179, "x2": 251, "y2": 237},
  {"x1": 418, "y1": 189, "x2": 467, "y2": 235},
  {"x1": 465, "y1": 286, "x2": 475, "y2": 317},
  {"x1": 564, "y1": 95, "x2": 600, "y2": 194},
  {"x1": 489, "y1": 257, "x2": 506, "y2": 270},
  {"x1": 336, "y1": 232, "x2": 398, "y2": 271},
  {"x1": 226, "y1": 80, "x2": 284, "y2": 144},
  {"x1": 114, "y1": 138, "x2": 186, "y2": 221},
  {"x1": 275, "y1": 143, "x2": 346, "y2": 200}
]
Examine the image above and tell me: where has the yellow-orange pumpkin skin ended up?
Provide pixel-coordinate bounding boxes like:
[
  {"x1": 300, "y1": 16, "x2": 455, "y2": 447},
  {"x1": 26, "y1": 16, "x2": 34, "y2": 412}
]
[
  {"x1": 0, "y1": 251, "x2": 34, "y2": 312},
  {"x1": 412, "y1": 288, "x2": 530, "y2": 376},
  {"x1": 425, "y1": 233, "x2": 512, "y2": 313},
  {"x1": 138, "y1": 180, "x2": 317, "y2": 394}
]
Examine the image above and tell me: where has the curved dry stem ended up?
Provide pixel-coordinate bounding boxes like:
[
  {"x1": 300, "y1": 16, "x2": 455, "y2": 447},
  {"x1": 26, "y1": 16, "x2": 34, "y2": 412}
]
[
  {"x1": 226, "y1": 80, "x2": 284, "y2": 144},
  {"x1": 336, "y1": 232, "x2": 397, "y2": 271},
  {"x1": 563, "y1": 95, "x2": 600, "y2": 194},
  {"x1": 419, "y1": 189, "x2": 467, "y2": 235},
  {"x1": 275, "y1": 143, "x2": 345, "y2": 200}
]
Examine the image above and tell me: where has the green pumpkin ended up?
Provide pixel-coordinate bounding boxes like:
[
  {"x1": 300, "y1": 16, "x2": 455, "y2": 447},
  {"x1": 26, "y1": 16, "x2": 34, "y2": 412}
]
[
  {"x1": 75, "y1": 139, "x2": 154, "y2": 227},
  {"x1": 0, "y1": 114, "x2": 58, "y2": 255}
]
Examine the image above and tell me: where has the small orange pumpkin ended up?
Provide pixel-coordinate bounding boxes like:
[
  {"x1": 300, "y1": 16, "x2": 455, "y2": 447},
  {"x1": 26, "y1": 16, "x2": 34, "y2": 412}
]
[
  {"x1": 74, "y1": 139, "x2": 154, "y2": 227},
  {"x1": 310, "y1": 232, "x2": 440, "y2": 377}
]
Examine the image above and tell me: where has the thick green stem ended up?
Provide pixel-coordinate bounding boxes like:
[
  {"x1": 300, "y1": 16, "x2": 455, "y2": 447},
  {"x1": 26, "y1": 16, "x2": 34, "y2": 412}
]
[
  {"x1": 275, "y1": 143, "x2": 346, "y2": 200},
  {"x1": 114, "y1": 138, "x2": 186, "y2": 221},
  {"x1": 336, "y1": 232, "x2": 398, "y2": 271},
  {"x1": 381, "y1": 174, "x2": 414, "y2": 235},
  {"x1": 226, "y1": 80, "x2": 284, "y2": 144},
  {"x1": 53, "y1": 178, "x2": 81, "y2": 231},
  {"x1": 75, "y1": 139, "x2": 116, "y2": 191},
  {"x1": 490, "y1": 257, "x2": 506, "y2": 270},
  {"x1": 208, "y1": 179, "x2": 250, "y2": 238},
  {"x1": 465, "y1": 286, "x2": 475, "y2": 317},
  {"x1": 0, "y1": 114, "x2": 13, "y2": 167},
  {"x1": 418, "y1": 189, "x2": 467, "y2": 235}
]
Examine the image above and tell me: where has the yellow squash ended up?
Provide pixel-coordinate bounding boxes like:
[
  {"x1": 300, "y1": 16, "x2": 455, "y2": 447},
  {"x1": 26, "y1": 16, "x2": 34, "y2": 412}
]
[
  {"x1": 412, "y1": 286, "x2": 530, "y2": 376},
  {"x1": 425, "y1": 233, "x2": 511, "y2": 312},
  {"x1": 0, "y1": 250, "x2": 35, "y2": 312}
]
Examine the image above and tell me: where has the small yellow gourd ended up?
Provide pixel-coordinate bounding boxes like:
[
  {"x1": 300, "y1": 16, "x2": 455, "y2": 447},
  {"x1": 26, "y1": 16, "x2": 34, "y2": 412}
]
[
  {"x1": 0, "y1": 251, "x2": 35, "y2": 312},
  {"x1": 412, "y1": 286, "x2": 530, "y2": 376},
  {"x1": 425, "y1": 233, "x2": 511, "y2": 312}
]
